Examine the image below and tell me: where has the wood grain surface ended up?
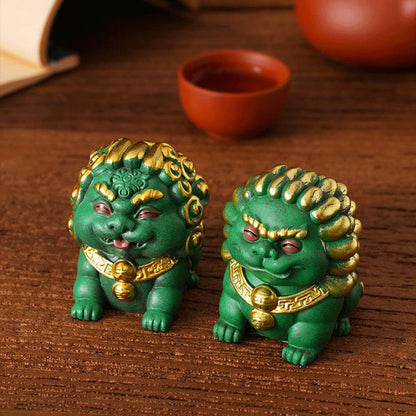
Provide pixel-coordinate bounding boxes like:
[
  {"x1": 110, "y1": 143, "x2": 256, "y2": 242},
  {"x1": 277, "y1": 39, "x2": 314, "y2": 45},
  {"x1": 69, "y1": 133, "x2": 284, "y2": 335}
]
[{"x1": 1, "y1": 1, "x2": 415, "y2": 415}]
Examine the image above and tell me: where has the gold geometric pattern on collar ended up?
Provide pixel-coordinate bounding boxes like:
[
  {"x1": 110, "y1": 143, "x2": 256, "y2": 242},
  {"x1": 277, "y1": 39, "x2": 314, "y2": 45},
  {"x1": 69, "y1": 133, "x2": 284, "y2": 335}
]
[
  {"x1": 82, "y1": 245, "x2": 177, "y2": 283},
  {"x1": 229, "y1": 259, "x2": 328, "y2": 316}
]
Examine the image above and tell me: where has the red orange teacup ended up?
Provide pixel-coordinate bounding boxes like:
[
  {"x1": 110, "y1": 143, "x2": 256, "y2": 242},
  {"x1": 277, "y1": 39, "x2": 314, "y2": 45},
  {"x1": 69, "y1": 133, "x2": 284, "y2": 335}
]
[{"x1": 178, "y1": 49, "x2": 291, "y2": 140}]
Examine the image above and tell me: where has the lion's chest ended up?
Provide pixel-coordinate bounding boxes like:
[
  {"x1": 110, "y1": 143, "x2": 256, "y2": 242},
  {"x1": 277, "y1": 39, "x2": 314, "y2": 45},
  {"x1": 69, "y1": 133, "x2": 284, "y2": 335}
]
[
  {"x1": 238, "y1": 297, "x2": 298, "y2": 341},
  {"x1": 99, "y1": 275, "x2": 154, "y2": 313}
]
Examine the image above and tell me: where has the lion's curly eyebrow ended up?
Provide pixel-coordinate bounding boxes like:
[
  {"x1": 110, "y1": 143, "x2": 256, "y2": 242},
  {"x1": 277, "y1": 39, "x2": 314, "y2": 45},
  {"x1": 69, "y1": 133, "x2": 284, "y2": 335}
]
[
  {"x1": 93, "y1": 183, "x2": 115, "y2": 202},
  {"x1": 132, "y1": 189, "x2": 164, "y2": 205},
  {"x1": 242, "y1": 213, "x2": 308, "y2": 240}
]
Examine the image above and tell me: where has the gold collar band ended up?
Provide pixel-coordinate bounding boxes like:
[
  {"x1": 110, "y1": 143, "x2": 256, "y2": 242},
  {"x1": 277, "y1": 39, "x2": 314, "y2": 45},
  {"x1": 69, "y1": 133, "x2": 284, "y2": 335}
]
[
  {"x1": 229, "y1": 259, "x2": 328, "y2": 331},
  {"x1": 82, "y1": 246, "x2": 178, "y2": 302}
]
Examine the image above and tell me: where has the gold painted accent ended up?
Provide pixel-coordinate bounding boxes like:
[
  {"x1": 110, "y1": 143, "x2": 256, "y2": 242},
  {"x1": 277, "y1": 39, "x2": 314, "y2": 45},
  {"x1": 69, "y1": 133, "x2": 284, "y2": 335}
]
[
  {"x1": 258, "y1": 226, "x2": 268, "y2": 238},
  {"x1": 178, "y1": 181, "x2": 192, "y2": 198},
  {"x1": 287, "y1": 228, "x2": 299, "y2": 237},
  {"x1": 79, "y1": 168, "x2": 92, "y2": 183},
  {"x1": 267, "y1": 230, "x2": 278, "y2": 241},
  {"x1": 93, "y1": 183, "x2": 116, "y2": 202},
  {"x1": 299, "y1": 186, "x2": 323, "y2": 210},
  {"x1": 269, "y1": 164, "x2": 287, "y2": 175},
  {"x1": 300, "y1": 171, "x2": 319, "y2": 187},
  {"x1": 249, "y1": 309, "x2": 275, "y2": 331},
  {"x1": 251, "y1": 285, "x2": 278, "y2": 310},
  {"x1": 321, "y1": 272, "x2": 359, "y2": 297},
  {"x1": 143, "y1": 143, "x2": 164, "y2": 171},
  {"x1": 89, "y1": 153, "x2": 105, "y2": 170},
  {"x1": 339, "y1": 195, "x2": 351, "y2": 212},
  {"x1": 71, "y1": 186, "x2": 79, "y2": 207},
  {"x1": 195, "y1": 178, "x2": 209, "y2": 199},
  {"x1": 112, "y1": 282, "x2": 136, "y2": 302},
  {"x1": 296, "y1": 230, "x2": 307, "y2": 239},
  {"x1": 277, "y1": 228, "x2": 288, "y2": 238},
  {"x1": 163, "y1": 161, "x2": 182, "y2": 181},
  {"x1": 349, "y1": 200, "x2": 357, "y2": 215},
  {"x1": 320, "y1": 178, "x2": 337, "y2": 195},
  {"x1": 242, "y1": 214, "x2": 307, "y2": 240},
  {"x1": 124, "y1": 142, "x2": 152, "y2": 163},
  {"x1": 180, "y1": 157, "x2": 196, "y2": 181},
  {"x1": 337, "y1": 182, "x2": 348, "y2": 195},
  {"x1": 285, "y1": 167, "x2": 302, "y2": 180},
  {"x1": 354, "y1": 219, "x2": 362, "y2": 235},
  {"x1": 82, "y1": 245, "x2": 178, "y2": 293},
  {"x1": 231, "y1": 188, "x2": 240, "y2": 208},
  {"x1": 132, "y1": 189, "x2": 164, "y2": 205},
  {"x1": 284, "y1": 180, "x2": 304, "y2": 203},
  {"x1": 105, "y1": 138, "x2": 132, "y2": 165},
  {"x1": 112, "y1": 259, "x2": 137, "y2": 282},
  {"x1": 268, "y1": 175, "x2": 287, "y2": 198},
  {"x1": 319, "y1": 215, "x2": 351, "y2": 241},
  {"x1": 329, "y1": 253, "x2": 360, "y2": 276},
  {"x1": 221, "y1": 244, "x2": 232, "y2": 262},
  {"x1": 311, "y1": 196, "x2": 341, "y2": 223},
  {"x1": 254, "y1": 173, "x2": 270, "y2": 194},
  {"x1": 185, "y1": 222, "x2": 204, "y2": 255},
  {"x1": 229, "y1": 260, "x2": 329, "y2": 316},
  {"x1": 183, "y1": 196, "x2": 203, "y2": 225},
  {"x1": 68, "y1": 216, "x2": 75, "y2": 240},
  {"x1": 326, "y1": 235, "x2": 359, "y2": 260},
  {"x1": 160, "y1": 143, "x2": 178, "y2": 160}
]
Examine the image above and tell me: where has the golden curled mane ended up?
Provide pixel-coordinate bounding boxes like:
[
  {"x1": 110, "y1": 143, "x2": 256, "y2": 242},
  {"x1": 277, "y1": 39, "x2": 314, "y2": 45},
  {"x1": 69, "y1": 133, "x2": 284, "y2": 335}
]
[
  {"x1": 222, "y1": 165, "x2": 361, "y2": 297},
  {"x1": 68, "y1": 138, "x2": 209, "y2": 256}
]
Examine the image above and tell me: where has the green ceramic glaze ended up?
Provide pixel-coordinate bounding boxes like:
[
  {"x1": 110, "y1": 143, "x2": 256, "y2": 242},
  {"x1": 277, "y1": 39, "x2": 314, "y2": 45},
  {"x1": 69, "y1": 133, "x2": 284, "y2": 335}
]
[
  {"x1": 69, "y1": 139, "x2": 209, "y2": 332},
  {"x1": 213, "y1": 166, "x2": 363, "y2": 366}
]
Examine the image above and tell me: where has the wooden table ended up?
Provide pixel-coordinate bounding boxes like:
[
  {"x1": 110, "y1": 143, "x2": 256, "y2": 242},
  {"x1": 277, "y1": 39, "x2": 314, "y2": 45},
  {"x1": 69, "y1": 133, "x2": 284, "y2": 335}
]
[{"x1": 1, "y1": 1, "x2": 415, "y2": 415}]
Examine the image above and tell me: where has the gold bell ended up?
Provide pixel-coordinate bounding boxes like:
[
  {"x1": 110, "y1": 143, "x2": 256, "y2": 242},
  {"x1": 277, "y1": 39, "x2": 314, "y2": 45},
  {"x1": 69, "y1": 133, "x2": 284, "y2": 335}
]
[
  {"x1": 112, "y1": 259, "x2": 137, "y2": 283},
  {"x1": 111, "y1": 260, "x2": 137, "y2": 301},
  {"x1": 112, "y1": 282, "x2": 135, "y2": 302},
  {"x1": 249, "y1": 285, "x2": 278, "y2": 331},
  {"x1": 251, "y1": 285, "x2": 278, "y2": 312},
  {"x1": 249, "y1": 309, "x2": 275, "y2": 331}
]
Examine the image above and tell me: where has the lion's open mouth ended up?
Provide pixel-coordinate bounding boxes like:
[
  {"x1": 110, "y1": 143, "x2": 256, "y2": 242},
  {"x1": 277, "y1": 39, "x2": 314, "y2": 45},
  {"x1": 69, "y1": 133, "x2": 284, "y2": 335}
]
[
  {"x1": 102, "y1": 237, "x2": 148, "y2": 250},
  {"x1": 113, "y1": 238, "x2": 130, "y2": 250}
]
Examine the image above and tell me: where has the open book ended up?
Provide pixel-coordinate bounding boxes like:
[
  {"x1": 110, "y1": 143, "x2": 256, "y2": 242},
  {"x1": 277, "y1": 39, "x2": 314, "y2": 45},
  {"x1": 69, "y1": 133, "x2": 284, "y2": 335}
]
[
  {"x1": 0, "y1": 0, "x2": 79, "y2": 97},
  {"x1": 0, "y1": 0, "x2": 199, "y2": 98}
]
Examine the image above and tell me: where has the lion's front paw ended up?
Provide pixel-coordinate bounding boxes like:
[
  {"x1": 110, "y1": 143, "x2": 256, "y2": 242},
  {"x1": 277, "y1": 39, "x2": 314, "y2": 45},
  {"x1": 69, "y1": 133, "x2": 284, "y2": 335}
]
[
  {"x1": 213, "y1": 319, "x2": 243, "y2": 343},
  {"x1": 282, "y1": 345, "x2": 318, "y2": 366},
  {"x1": 142, "y1": 310, "x2": 174, "y2": 332},
  {"x1": 71, "y1": 300, "x2": 103, "y2": 321},
  {"x1": 334, "y1": 317, "x2": 351, "y2": 336}
]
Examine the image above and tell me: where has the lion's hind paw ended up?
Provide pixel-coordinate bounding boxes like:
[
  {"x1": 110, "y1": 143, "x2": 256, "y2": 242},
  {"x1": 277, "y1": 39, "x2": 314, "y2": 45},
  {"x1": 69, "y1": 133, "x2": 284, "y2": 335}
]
[{"x1": 334, "y1": 317, "x2": 351, "y2": 336}]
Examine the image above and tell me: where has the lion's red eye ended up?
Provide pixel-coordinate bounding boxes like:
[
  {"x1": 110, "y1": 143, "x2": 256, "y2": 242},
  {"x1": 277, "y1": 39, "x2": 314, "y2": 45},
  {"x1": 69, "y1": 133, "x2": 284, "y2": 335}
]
[
  {"x1": 136, "y1": 209, "x2": 159, "y2": 220},
  {"x1": 94, "y1": 202, "x2": 111, "y2": 215},
  {"x1": 281, "y1": 239, "x2": 302, "y2": 254},
  {"x1": 244, "y1": 225, "x2": 259, "y2": 242}
]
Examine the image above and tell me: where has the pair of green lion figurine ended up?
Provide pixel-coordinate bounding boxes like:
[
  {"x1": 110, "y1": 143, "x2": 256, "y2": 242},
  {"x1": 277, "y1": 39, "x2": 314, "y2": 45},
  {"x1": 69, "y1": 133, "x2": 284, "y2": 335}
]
[{"x1": 69, "y1": 138, "x2": 363, "y2": 366}]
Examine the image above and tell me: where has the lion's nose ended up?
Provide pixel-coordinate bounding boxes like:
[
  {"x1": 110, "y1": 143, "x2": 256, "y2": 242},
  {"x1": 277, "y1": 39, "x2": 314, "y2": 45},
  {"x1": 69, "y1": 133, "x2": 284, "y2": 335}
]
[
  {"x1": 266, "y1": 247, "x2": 278, "y2": 259},
  {"x1": 250, "y1": 243, "x2": 278, "y2": 259},
  {"x1": 107, "y1": 216, "x2": 134, "y2": 234}
]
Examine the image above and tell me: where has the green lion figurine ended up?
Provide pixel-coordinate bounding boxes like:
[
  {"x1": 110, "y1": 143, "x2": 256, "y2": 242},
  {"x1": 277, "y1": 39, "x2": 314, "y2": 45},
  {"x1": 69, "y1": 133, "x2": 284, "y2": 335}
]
[
  {"x1": 68, "y1": 138, "x2": 209, "y2": 332},
  {"x1": 213, "y1": 165, "x2": 363, "y2": 365}
]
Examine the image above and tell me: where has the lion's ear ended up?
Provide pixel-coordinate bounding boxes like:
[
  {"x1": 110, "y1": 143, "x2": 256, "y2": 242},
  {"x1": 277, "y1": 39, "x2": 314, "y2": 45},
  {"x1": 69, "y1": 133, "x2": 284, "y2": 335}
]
[
  {"x1": 221, "y1": 241, "x2": 232, "y2": 262},
  {"x1": 223, "y1": 198, "x2": 244, "y2": 226},
  {"x1": 71, "y1": 169, "x2": 94, "y2": 212},
  {"x1": 192, "y1": 175, "x2": 209, "y2": 207}
]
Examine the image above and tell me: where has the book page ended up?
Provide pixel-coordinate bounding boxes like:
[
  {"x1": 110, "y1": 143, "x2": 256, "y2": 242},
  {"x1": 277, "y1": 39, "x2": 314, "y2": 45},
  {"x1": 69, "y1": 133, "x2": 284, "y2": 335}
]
[{"x1": 0, "y1": 0, "x2": 63, "y2": 66}]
